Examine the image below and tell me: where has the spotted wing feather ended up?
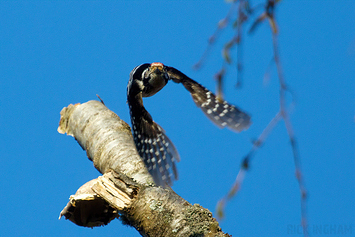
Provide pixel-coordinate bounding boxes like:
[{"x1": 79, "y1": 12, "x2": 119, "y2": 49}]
[
  {"x1": 166, "y1": 67, "x2": 251, "y2": 132},
  {"x1": 129, "y1": 103, "x2": 180, "y2": 187},
  {"x1": 188, "y1": 81, "x2": 251, "y2": 132}
]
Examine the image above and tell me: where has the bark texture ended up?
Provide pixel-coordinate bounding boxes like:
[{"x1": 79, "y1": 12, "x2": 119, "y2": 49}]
[{"x1": 58, "y1": 100, "x2": 230, "y2": 237}]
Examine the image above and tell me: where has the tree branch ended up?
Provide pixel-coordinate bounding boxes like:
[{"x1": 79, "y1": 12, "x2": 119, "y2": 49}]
[{"x1": 58, "y1": 100, "x2": 230, "y2": 237}]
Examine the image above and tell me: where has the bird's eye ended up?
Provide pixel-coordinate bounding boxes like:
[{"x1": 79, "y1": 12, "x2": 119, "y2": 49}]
[
  {"x1": 142, "y1": 69, "x2": 149, "y2": 80},
  {"x1": 164, "y1": 72, "x2": 169, "y2": 80}
]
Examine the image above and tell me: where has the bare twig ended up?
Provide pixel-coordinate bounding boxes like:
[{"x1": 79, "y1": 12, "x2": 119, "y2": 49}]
[
  {"x1": 194, "y1": 0, "x2": 264, "y2": 88},
  {"x1": 210, "y1": 1, "x2": 309, "y2": 236},
  {"x1": 272, "y1": 30, "x2": 309, "y2": 237},
  {"x1": 217, "y1": 111, "x2": 282, "y2": 218},
  {"x1": 214, "y1": 65, "x2": 226, "y2": 100},
  {"x1": 96, "y1": 94, "x2": 105, "y2": 105},
  {"x1": 193, "y1": 0, "x2": 238, "y2": 70}
]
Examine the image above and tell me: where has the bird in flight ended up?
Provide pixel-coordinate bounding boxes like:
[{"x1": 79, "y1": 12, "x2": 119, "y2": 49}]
[{"x1": 127, "y1": 62, "x2": 251, "y2": 187}]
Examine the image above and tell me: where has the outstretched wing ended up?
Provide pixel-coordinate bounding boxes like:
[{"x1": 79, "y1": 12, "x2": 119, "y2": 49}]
[
  {"x1": 166, "y1": 66, "x2": 251, "y2": 132},
  {"x1": 128, "y1": 99, "x2": 180, "y2": 187}
]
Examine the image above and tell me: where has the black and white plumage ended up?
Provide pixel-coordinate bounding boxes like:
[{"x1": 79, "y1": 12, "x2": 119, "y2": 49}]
[
  {"x1": 165, "y1": 66, "x2": 251, "y2": 132},
  {"x1": 127, "y1": 62, "x2": 251, "y2": 187},
  {"x1": 127, "y1": 63, "x2": 180, "y2": 187}
]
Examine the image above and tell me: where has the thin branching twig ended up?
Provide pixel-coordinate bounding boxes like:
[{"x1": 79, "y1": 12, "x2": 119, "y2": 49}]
[
  {"x1": 195, "y1": 1, "x2": 308, "y2": 236},
  {"x1": 217, "y1": 111, "x2": 282, "y2": 218},
  {"x1": 193, "y1": 1, "x2": 239, "y2": 70},
  {"x1": 272, "y1": 29, "x2": 309, "y2": 237}
]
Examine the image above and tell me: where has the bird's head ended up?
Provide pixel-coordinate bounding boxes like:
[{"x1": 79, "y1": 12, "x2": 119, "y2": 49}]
[
  {"x1": 127, "y1": 62, "x2": 169, "y2": 98},
  {"x1": 142, "y1": 62, "x2": 169, "y2": 97}
]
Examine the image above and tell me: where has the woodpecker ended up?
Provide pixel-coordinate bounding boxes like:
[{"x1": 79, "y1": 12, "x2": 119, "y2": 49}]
[{"x1": 127, "y1": 62, "x2": 251, "y2": 187}]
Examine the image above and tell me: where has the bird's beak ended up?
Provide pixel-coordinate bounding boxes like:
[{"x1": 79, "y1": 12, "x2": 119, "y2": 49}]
[{"x1": 150, "y1": 62, "x2": 165, "y2": 74}]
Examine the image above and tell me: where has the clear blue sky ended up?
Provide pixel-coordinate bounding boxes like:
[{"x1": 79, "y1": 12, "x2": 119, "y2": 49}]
[{"x1": 1, "y1": 1, "x2": 354, "y2": 236}]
